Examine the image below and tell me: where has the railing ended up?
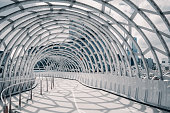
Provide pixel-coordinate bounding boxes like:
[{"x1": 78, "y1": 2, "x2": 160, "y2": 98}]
[
  {"x1": 1, "y1": 77, "x2": 37, "y2": 113},
  {"x1": 2, "y1": 71, "x2": 170, "y2": 112},
  {"x1": 35, "y1": 71, "x2": 170, "y2": 111}
]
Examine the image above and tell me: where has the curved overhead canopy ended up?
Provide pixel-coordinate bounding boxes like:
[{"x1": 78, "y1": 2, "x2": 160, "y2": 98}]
[{"x1": 0, "y1": 0, "x2": 169, "y2": 80}]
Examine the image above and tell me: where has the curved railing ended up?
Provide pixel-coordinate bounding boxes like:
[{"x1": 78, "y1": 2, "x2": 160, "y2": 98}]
[
  {"x1": 2, "y1": 71, "x2": 170, "y2": 112},
  {"x1": 0, "y1": 77, "x2": 37, "y2": 113},
  {"x1": 35, "y1": 71, "x2": 170, "y2": 111}
]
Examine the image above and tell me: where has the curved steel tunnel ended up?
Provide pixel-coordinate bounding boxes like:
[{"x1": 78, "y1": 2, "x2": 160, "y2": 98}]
[
  {"x1": 0, "y1": 0, "x2": 170, "y2": 111},
  {"x1": 0, "y1": 0, "x2": 169, "y2": 80}
]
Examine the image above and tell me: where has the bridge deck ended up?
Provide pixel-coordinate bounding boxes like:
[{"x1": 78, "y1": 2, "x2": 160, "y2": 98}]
[{"x1": 0, "y1": 78, "x2": 168, "y2": 113}]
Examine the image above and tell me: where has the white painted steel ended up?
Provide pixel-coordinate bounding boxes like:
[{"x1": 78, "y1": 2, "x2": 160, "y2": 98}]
[
  {"x1": 35, "y1": 71, "x2": 170, "y2": 110},
  {"x1": 0, "y1": 0, "x2": 169, "y2": 111}
]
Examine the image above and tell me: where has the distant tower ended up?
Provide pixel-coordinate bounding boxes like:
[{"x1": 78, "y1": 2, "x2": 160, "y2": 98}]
[
  {"x1": 131, "y1": 37, "x2": 137, "y2": 53},
  {"x1": 127, "y1": 37, "x2": 138, "y2": 66}
]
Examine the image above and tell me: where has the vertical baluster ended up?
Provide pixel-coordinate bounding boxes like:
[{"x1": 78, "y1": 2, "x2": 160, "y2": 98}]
[
  {"x1": 9, "y1": 87, "x2": 12, "y2": 113},
  {"x1": 53, "y1": 76, "x2": 54, "y2": 88},
  {"x1": 30, "y1": 81, "x2": 32, "y2": 100},
  {"x1": 3, "y1": 95, "x2": 8, "y2": 113},
  {"x1": 51, "y1": 76, "x2": 52, "y2": 89},
  {"x1": 19, "y1": 84, "x2": 21, "y2": 110},
  {"x1": 46, "y1": 77, "x2": 48, "y2": 92},
  {"x1": 40, "y1": 79, "x2": 42, "y2": 95}
]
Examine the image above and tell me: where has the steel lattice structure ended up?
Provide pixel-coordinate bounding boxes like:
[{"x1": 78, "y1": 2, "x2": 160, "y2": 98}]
[{"x1": 0, "y1": 0, "x2": 169, "y2": 83}]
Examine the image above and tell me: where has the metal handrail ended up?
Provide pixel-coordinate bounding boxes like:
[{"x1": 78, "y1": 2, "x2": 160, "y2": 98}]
[
  {"x1": 0, "y1": 73, "x2": 55, "y2": 113},
  {"x1": 0, "y1": 77, "x2": 37, "y2": 113},
  {"x1": 0, "y1": 76, "x2": 36, "y2": 83}
]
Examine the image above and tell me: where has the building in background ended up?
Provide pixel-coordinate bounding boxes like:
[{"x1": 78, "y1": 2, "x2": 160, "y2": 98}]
[
  {"x1": 127, "y1": 37, "x2": 138, "y2": 66},
  {"x1": 146, "y1": 58, "x2": 154, "y2": 69},
  {"x1": 161, "y1": 58, "x2": 170, "y2": 74}
]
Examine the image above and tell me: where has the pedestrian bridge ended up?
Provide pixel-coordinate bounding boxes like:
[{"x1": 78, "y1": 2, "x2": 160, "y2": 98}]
[{"x1": 0, "y1": 0, "x2": 170, "y2": 112}]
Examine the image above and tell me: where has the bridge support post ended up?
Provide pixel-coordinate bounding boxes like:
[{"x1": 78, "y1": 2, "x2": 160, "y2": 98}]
[
  {"x1": 3, "y1": 104, "x2": 8, "y2": 113},
  {"x1": 19, "y1": 84, "x2": 22, "y2": 110},
  {"x1": 9, "y1": 88, "x2": 12, "y2": 113},
  {"x1": 144, "y1": 89, "x2": 148, "y2": 102},
  {"x1": 51, "y1": 77, "x2": 52, "y2": 89},
  {"x1": 46, "y1": 77, "x2": 48, "y2": 92},
  {"x1": 135, "y1": 87, "x2": 139, "y2": 100},
  {"x1": 158, "y1": 91, "x2": 162, "y2": 105},
  {"x1": 53, "y1": 76, "x2": 54, "y2": 88},
  {"x1": 3, "y1": 95, "x2": 8, "y2": 113},
  {"x1": 30, "y1": 81, "x2": 32, "y2": 100},
  {"x1": 40, "y1": 80, "x2": 42, "y2": 95},
  {"x1": 128, "y1": 86, "x2": 131, "y2": 97}
]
